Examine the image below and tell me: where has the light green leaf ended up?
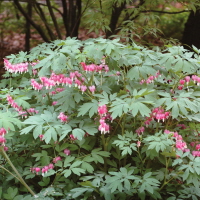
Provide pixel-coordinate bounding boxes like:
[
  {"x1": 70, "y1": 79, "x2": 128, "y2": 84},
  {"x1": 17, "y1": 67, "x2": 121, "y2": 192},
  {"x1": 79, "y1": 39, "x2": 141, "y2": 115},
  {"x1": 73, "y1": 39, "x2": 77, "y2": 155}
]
[
  {"x1": 33, "y1": 125, "x2": 43, "y2": 139},
  {"x1": 71, "y1": 168, "x2": 86, "y2": 176},
  {"x1": 64, "y1": 169, "x2": 72, "y2": 178},
  {"x1": 64, "y1": 156, "x2": 75, "y2": 167},
  {"x1": 20, "y1": 125, "x2": 36, "y2": 135},
  {"x1": 72, "y1": 128, "x2": 85, "y2": 140}
]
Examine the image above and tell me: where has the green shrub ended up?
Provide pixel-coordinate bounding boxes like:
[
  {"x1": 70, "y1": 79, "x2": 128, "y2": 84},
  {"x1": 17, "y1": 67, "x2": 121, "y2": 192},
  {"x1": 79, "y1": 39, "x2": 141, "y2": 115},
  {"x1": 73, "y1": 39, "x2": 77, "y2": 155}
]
[{"x1": 1, "y1": 38, "x2": 200, "y2": 199}]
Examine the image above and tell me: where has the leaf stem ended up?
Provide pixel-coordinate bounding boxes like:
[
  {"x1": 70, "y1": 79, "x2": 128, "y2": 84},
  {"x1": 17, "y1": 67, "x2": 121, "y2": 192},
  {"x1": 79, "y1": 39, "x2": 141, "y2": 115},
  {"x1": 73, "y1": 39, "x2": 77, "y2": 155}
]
[
  {"x1": 159, "y1": 171, "x2": 182, "y2": 191},
  {"x1": 156, "y1": 121, "x2": 159, "y2": 133},
  {"x1": 101, "y1": 134, "x2": 108, "y2": 172},
  {"x1": 122, "y1": 113, "x2": 127, "y2": 136},
  {"x1": 0, "y1": 164, "x2": 20, "y2": 182},
  {"x1": 0, "y1": 146, "x2": 36, "y2": 196}
]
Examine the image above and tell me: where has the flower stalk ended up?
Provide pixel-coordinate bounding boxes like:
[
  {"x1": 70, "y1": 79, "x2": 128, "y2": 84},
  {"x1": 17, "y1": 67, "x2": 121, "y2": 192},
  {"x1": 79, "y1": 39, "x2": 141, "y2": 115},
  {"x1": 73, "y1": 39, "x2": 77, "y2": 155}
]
[{"x1": 0, "y1": 146, "x2": 36, "y2": 196}]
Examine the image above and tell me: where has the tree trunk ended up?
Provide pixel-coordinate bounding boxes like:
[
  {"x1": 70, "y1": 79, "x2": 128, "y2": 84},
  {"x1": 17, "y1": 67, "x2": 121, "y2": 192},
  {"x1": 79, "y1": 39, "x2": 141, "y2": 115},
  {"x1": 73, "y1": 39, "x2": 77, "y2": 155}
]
[
  {"x1": 182, "y1": 9, "x2": 200, "y2": 50},
  {"x1": 61, "y1": 0, "x2": 81, "y2": 38},
  {"x1": 25, "y1": 2, "x2": 32, "y2": 52},
  {"x1": 13, "y1": 0, "x2": 50, "y2": 42},
  {"x1": 106, "y1": 2, "x2": 126, "y2": 38}
]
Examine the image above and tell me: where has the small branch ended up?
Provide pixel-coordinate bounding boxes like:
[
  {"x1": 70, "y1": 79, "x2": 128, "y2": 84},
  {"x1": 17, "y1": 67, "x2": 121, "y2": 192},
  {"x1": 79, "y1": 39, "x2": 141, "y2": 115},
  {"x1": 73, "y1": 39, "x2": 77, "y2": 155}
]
[
  {"x1": 25, "y1": 1, "x2": 32, "y2": 51},
  {"x1": 0, "y1": 146, "x2": 36, "y2": 196},
  {"x1": 34, "y1": 2, "x2": 56, "y2": 40},
  {"x1": 99, "y1": 0, "x2": 103, "y2": 15},
  {"x1": 13, "y1": 0, "x2": 50, "y2": 42},
  {"x1": 0, "y1": 164, "x2": 20, "y2": 182},
  {"x1": 36, "y1": 2, "x2": 63, "y2": 16},
  {"x1": 61, "y1": 0, "x2": 69, "y2": 36},
  {"x1": 70, "y1": 0, "x2": 82, "y2": 37},
  {"x1": 70, "y1": 0, "x2": 90, "y2": 37},
  {"x1": 106, "y1": 1, "x2": 126, "y2": 38},
  {"x1": 46, "y1": 0, "x2": 62, "y2": 39},
  {"x1": 142, "y1": 9, "x2": 191, "y2": 14},
  {"x1": 113, "y1": 0, "x2": 146, "y2": 36}
]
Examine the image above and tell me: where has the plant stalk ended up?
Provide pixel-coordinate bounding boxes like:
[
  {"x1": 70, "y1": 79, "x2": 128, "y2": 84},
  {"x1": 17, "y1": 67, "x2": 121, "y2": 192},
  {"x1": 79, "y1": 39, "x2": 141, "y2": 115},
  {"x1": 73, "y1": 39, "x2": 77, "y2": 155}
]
[{"x1": 0, "y1": 146, "x2": 36, "y2": 196}]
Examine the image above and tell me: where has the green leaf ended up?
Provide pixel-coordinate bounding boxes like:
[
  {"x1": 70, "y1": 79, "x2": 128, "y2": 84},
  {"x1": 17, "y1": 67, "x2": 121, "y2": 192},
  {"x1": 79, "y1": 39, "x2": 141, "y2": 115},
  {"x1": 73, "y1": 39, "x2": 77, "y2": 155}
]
[
  {"x1": 72, "y1": 128, "x2": 85, "y2": 140},
  {"x1": 64, "y1": 169, "x2": 72, "y2": 178},
  {"x1": 74, "y1": 92, "x2": 83, "y2": 103},
  {"x1": 124, "y1": 179, "x2": 131, "y2": 191},
  {"x1": 0, "y1": 112, "x2": 22, "y2": 131},
  {"x1": 108, "y1": 181, "x2": 123, "y2": 193},
  {"x1": 20, "y1": 125, "x2": 36, "y2": 135},
  {"x1": 82, "y1": 122, "x2": 98, "y2": 136},
  {"x1": 43, "y1": 127, "x2": 57, "y2": 143},
  {"x1": 81, "y1": 162, "x2": 94, "y2": 173},
  {"x1": 182, "y1": 168, "x2": 190, "y2": 181},
  {"x1": 77, "y1": 100, "x2": 98, "y2": 118},
  {"x1": 130, "y1": 101, "x2": 151, "y2": 117},
  {"x1": 23, "y1": 115, "x2": 45, "y2": 125},
  {"x1": 3, "y1": 187, "x2": 18, "y2": 200},
  {"x1": 70, "y1": 161, "x2": 82, "y2": 168},
  {"x1": 33, "y1": 125, "x2": 43, "y2": 139},
  {"x1": 143, "y1": 172, "x2": 152, "y2": 179},
  {"x1": 15, "y1": 96, "x2": 30, "y2": 109},
  {"x1": 91, "y1": 153, "x2": 104, "y2": 164},
  {"x1": 64, "y1": 156, "x2": 75, "y2": 167},
  {"x1": 80, "y1": 181, "x2": 95, "y2": 188},
  {"x1": 59, "y1": 124, "x2": 72, "y2": 141},
  {"x1": 43, "y1": 169, "x2": 56, "y2": 177},
  {"x1": 71, "y1": 188, "x2": 92, "y2": 198},
  {"x1": 110, "y1": 98, "x2": 129, "y2": 119},
  {"x1": 71, "y1": 168, "x2": 86, "y2": 176}
]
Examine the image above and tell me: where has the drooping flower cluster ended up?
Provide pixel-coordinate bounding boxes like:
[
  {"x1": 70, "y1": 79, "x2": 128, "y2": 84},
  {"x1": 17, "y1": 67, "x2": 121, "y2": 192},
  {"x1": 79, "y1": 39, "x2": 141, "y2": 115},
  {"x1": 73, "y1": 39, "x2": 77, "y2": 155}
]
[
  {"x1": 4, "y1": 59, "x2": 38, "y2": 74},
  {"x1": 69, "y1": 133, "x2": 90, "y2": 141},
  {"x1": 0, "y1": 128, "x2": 7, "y2": 147},
  {"x1": 178, "y1": 76, "x2": 190, "y2": 90},
  {"x1": 6, "y1": 95, "x2": 39, "y2": 118},
  {"x1": 177, "y1": 124, "x2": 187, "y2": 130},
  {"x1": 89, "y1": 85, "x2": 96, "y2": 94},
  {"x1": 52, "y1": 101, "x2": 58, "y2": 106},
  {"x1": 98, "y1": 104, "x2": 108, "y2": 116},
  {"x1": 30, "y1": 163, "x2": 54, "y2": 176},
  {"x1": 31, "y1": 79, "x2": 43, "y2": 91},
  {"x1": 195, "y1": 144, "x2": 200, "y2": 150},
  {"x1": 58, "y1": 112, "x2": 68, "y2": 123},
  {"x1": 191, "y1": 75, "x2": 200, "y2": 85},
  {"x1": 49, "y1": 88, "x2": 65, "y2": 95},
  {"x1": 31, "y1": 148, "x2": 71, "y2": 176},
  {"x1": 39, "y1": 134, "x2": 44, "y2": 141},
  {"x1": 144, "y1": 107, "x2": 170, "y2": 126},
  {"x1": 4, "y1": 59, "x2": 29, "y2": 73},
  {"x1": 97, "y1": 104, "x2": 111, "y2": 134},
  {"x1": 4, "y1": 60, "x2": 99, "y2": 95},
  {"x1": 164, "y1": 130, "x2": 189, "y2": 152},
  {"x1": 178, "y1": 75, "x2": 200, "y2": 90},
  {"x1": 40, "y1": 77, "x2": 56, "y2": 89},
  {"x1": 138, "y1": 127, "x2": 200, "y2": 157},
  {"x1": 31, "y1": 70, "x2": 96, "y2": 94},
  {"x1": 7, "y1": 95, "x2": 22, "y2": 112},
  {"x1": 80, "y1": 62, "x2": 109, "y2": 73},
  {"x1": 136, "y1": 126, "x2": 145, "y2": 135},
  {"x1": 27, "y1": 108, "x2": 39, "y2": 115},
  {"x1": 190, "y1": 142, "x2": 200, "y2": 157},
  {"x1": 140, "y1": 71, "x2": 161, "y2": 84},
  {"x1": 70, "y1": 134, "x2": 77, "y2": 140},
  {"x1": 191, "y1": 151, "x2": 200, "y2": 157},
  {"x1": 64, "y1": 148, "x2": 71, "y2": 155},
  {"x1": 53, "y1": 156, "x2": 62, "y2": 163}
]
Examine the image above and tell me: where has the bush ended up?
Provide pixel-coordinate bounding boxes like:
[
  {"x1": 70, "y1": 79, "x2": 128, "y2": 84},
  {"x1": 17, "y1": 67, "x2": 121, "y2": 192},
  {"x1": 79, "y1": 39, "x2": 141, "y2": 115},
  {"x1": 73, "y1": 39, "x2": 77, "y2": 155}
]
[{"x1": 1, "y1": 38, "x2": 200, "y2": 200}]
